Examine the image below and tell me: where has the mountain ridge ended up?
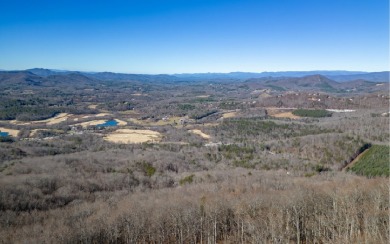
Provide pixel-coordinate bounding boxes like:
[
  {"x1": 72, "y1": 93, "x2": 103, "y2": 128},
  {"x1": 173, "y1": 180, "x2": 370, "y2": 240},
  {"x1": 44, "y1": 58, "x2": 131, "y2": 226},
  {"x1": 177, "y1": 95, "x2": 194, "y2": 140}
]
[{"x1": 9, "y1": 68, "x2": 387, "y2": 82}]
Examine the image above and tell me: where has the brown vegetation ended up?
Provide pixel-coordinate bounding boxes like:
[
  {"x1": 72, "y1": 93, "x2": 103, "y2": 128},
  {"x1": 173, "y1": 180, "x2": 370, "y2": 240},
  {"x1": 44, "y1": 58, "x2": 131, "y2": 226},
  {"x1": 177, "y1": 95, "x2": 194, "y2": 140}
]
[
  {"x1": 0, "y1": 170, "x2": 387, "y2": 243},
  {"x1": 0, "y1": 70, "x2": 388, "y2": 243}
]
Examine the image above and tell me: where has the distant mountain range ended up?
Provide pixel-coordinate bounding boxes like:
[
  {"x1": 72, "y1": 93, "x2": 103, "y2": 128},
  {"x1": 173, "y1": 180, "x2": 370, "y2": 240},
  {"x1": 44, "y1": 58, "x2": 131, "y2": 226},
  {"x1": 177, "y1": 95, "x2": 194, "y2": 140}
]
[
  {"x1": 22, "y1": 68, "x2": 389, "y2": 82},
  {"x1": 245, "y1": 74, "x2": 389, "y2": 93},
  {"x1": 174, "y1": 71, "x2": 371, "y2": 80},
  {"x1": 0, "y1": 68, "x2": 388, "y2": 93}
]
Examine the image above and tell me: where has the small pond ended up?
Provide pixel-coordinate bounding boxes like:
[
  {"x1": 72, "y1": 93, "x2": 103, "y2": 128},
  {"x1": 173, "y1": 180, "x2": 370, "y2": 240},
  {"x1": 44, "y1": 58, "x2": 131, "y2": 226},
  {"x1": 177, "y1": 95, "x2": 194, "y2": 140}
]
[
  {"x1": 97, "y1": 120, "x2": 118, "y2": 127},
  {"x1": 0, "y1": 132, "x2": 9, "y2": 137}
]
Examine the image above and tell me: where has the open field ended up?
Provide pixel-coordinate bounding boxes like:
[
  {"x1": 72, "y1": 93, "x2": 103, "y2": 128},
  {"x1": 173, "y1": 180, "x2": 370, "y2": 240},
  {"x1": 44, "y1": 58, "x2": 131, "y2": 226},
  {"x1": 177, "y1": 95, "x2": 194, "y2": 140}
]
[
  {"x1": 103, "y1": 129, "x2": 161, "y2": 143},
  {"x1": 115, "y1": 119, "x2": 128, "y2": 126},
  {"x1": 222, "y1": 111, "x2": 237, "y2": 118},
  {"x1": 45, "y1": 113, "x2": 70, "y2": 125},
  {"x1": 189, "y1": 129, "x2": 211, "y2": 139},
  {"x1": 271, "y1": 111, "x2": 301, "y2": 119},
  {"x1": 76, "y1": 119, "x2": 107, "y2": 127},
  {"x1": 9, "y1": 113, "x2": 70, "y2": 125},
  {"x1": 0, "y1": 127, "x2": 20, "y2": 137},
  {"x1": 82, "y1": 113, "x2": 112, "y2": 119},
  {"x1": 129, "y1": 116, "x2": 183, "y2": 126}
]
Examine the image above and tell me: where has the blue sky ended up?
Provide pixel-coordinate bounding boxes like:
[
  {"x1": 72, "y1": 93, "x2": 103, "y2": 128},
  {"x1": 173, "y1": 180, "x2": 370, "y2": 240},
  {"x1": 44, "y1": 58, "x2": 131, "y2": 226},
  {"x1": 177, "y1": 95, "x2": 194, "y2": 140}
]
[{"x1": 0, "y1": 0, "x2": 388, "y2": 73}]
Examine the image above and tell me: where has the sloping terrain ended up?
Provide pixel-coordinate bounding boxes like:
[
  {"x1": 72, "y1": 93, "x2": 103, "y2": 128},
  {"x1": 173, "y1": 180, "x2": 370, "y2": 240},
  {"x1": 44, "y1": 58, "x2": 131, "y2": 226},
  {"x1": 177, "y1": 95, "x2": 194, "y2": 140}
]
[
  {"x1": 349, "y1": 145, "x2": 390, "y2": 177},
  {"x1": 0, "y1": 69, "x2": 388, "y2": 243}
]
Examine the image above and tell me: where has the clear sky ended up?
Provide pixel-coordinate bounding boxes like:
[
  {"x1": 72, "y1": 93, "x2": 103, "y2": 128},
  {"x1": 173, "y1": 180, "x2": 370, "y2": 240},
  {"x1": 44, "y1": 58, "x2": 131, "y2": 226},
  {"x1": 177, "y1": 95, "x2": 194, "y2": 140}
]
[{"x1": 0, "y1": 0, "x2": 388, "y2": 74}]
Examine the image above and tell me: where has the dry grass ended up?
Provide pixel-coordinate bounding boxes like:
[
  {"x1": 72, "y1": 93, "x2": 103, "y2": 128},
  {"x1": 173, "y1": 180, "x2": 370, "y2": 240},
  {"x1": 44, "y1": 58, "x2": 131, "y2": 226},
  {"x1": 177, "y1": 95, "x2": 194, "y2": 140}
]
[
  {"x1": 95, "y1": 113, "x2": 111, "y2": 117},
  {"x1": 272, "y1": 112, "x2": 301, "y2": 119},
  {"x1": 81, "y1": 113, "x2": 112, "y2": 119},
  {"x1": 76, "y1": 120, "x2": 107, "y2": 128},
  {"x1": 222, "y1": 112, "x2": 237, "y2": 118},
  {"x1": 9, "y1": 113, "x2": 71, "y2": 126},
  {"x1": 189, "y1": 129, "x2": 211, "y2": 139},
  {"x1": 115, "y1": 119, "x2": 127, "y2": 126},
  {"x1": 266, "y1": 108, "x2": 301, "y2": 119},
  {"x1": 0, "y1": 127, "x2": 20, "y2": 137},
  {"x1": 129, "y1": 117, "x2": 183, "y2": 126},
  {"x1": 75, "y1": 118, "x2": 126, "y2": 128},
  {"x1": 103, "y1": 129, "x2": 161, "y2": 144},
  {"x1": 45, "y1": 113, "x2": 70, "y2": 125}
]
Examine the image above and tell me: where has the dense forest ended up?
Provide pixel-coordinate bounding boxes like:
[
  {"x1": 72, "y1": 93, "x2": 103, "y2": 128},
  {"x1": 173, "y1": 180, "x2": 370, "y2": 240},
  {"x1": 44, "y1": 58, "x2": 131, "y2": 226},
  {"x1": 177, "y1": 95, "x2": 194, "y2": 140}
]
[{"x1": 0, "y1": 70, "x2": 388, "y2": 243}]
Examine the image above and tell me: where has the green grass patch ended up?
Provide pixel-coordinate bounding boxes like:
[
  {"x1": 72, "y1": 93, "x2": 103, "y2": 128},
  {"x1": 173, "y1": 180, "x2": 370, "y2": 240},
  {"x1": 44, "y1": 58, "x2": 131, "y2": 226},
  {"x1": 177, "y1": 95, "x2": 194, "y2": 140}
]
[
  {"x1": 292, "y1": 109, "x2": 332, "y2": 118},
  {"x1": 136, "y1": 161, "x2": 156, "y2": 177},
  {"x1": 179, "y1": 174, "x2": 194, "y2": 185},
  {"x1": 350, "y1": 145, "x2": 389, "y2": 177}
]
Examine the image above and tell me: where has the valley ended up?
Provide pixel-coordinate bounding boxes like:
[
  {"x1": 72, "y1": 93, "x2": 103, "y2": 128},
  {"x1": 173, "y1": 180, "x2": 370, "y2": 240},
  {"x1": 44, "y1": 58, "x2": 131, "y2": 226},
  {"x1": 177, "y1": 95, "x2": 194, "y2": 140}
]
[{"x1": 0, "y1": 69, "x2": 388, "y2": 243}]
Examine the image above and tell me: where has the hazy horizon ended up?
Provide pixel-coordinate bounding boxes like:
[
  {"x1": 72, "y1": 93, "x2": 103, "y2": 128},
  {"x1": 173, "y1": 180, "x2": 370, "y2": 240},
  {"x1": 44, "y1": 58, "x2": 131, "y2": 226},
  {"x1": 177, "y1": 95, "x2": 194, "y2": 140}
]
[
  {"x1": 2, "y1": 67, "x2": 389, "y2": 76},
  {"x1": 1, "y1": 0, "x2": 388, "y2": 73}
]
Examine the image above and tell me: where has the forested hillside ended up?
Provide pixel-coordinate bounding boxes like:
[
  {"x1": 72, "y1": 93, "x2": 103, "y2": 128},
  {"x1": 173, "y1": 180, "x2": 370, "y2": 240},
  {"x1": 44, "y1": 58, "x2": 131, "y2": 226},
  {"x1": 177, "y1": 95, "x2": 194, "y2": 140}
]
[{"x1": 0, "y1": 70, "x2": 388, "y2": 243}]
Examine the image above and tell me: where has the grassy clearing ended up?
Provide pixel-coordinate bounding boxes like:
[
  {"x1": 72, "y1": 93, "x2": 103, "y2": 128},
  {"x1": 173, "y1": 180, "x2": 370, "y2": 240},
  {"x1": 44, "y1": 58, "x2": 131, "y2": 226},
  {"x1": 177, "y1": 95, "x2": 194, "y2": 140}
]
[
  {"x1": 104, "y1": 129, "x2": 161, "y2": 144},
  {"x1": 349, "y1": 145, "x2": 389, "y2": 177},
  {"x1": 77, "y1": 120, "x2": 107, "y2": 128},
  {"x1": 9, "y1": 113, "x2": 70, "y2": 125},
  {"x1": 0, "y1": 127, "x2": 20, "y2": 137},
  {"x1": 129, "y1": 117, "x2": 183, "y2": 126},
  {"x1": 189, "y1": 129, "x2": 211, "y2": 139},
  {"x1": 272, "y1": 112, "x2": 300, "y2": 119},
  {"x1": 222, "y1": 112, "x2": 237, "y2": 118}
]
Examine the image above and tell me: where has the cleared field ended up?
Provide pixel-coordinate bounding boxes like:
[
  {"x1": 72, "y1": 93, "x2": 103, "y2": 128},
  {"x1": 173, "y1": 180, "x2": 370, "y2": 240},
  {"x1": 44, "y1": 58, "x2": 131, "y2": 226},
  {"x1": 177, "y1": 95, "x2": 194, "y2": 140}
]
[
  {"x1": 222, "y1": 112, "x2": 237, "y2": 118},
  {"x1": 77, "y1": 120, "x2": 107, "y2": 128},
  {"x1": 45, "y1": 113, "x2": 70, "y2": 125},
  {"x1": 82, "y1": 113, "x2": 112, "y2": 119},
  {"x1": 189, "y1": 129, "x2": 211, "y2": 139},
  {"x1": 9, "y1": 113, "x2": 71, "y2": 125},
  {"x1": 0, "y1": 127, "x2": 20, "y2": 137},
  {"x1": 129, "y1": 117, "x2": 183, "y2": 126},
  {"x1": 95, "y1": 113, "x2": 111, "y2": 117},
  {"x1": 272, "y1": 112, "x2": 301, "y2": 119},
  {"x1": 115, "y1": 119, "x2": 127, "y2": 126},
  {"x1": 104, "y1": 129, "x2": 161, "y2": 144},
  {"x1": 76, "y1": 119, "x2": 127, "y2": 128}
]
